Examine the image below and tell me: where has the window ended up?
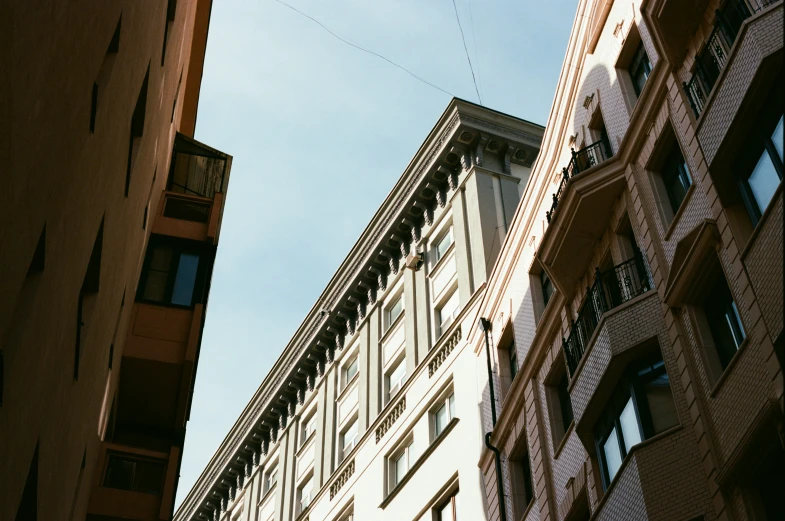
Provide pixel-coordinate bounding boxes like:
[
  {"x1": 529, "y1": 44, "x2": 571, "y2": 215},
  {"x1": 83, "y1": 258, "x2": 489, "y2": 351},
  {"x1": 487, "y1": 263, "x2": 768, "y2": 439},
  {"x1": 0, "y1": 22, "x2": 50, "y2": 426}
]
[
  {"x1": 594, "y1": 356, "x2": 679, "y2": 488},
  {"x1": 702, "y1": 277, "x2": 745, "y2": 370},
  {"x1": 385, "y1": 294, "x2": 404, "y2": 330},
  {"x1": 433, "y1": 226, "x2": 454, "y2": 265},
  {"x1": 662, "y1": 145, "x2": 692, "y2": 214},
  {"x1": 103, "y1": 454, "x2": 165, "y2": 494},
  {"x1": 629, "y1": 42, "x2": 651, "y2": 97},
  {"x1": 264, "y1": 462, "x2": 278, "y2": 494},
  {"x1": 436, "y1": 491, "x2": 460, "y2": 521},
  {"x1": 297, "y1": 475, "x2": 314, "y2": 513},
  {"x1": 161, "y1": 0, "x2": 176, "y2": 65},
  {"x1": 740, "y1": 114, "x2": 783, "y2": 225},
  {"x1": 301, "y1": 411, "x2": 317, "y2": 445},
  {"x1": 341, "y1": 356, "x2": 359, "y2": 390},
  {"x1": 509, "y1": 346, "x2": 518, "y2": 381},
  {"x1": 137, "y1": 237, "x2": 207, "y2": 308},
  {"x1": 509, "y1": 438, "x2": 534, "y2": 517},
  {"x1": 126, "y1": 67, "x2": 149, "y2": 197},
  {"x1": 386, "y1": 358, "x2": 407, "y2": 403},
  {"x1": 433, "y1": 393, "x2": 456, "y2": 438},
  {"x1": 437, "y1": 290, "x2": 460, "y2": 336},
  {"x1": 546, "y1": 359, "x2": 574, "y2": 448},
  {"x1": 541, "y1": 271, "x2": 554, "y2": 308},
  {"x1": 340, "y1": 418, "x2": 359, "y2": 460},
  {"x1": 76, "y1": 219, "x2": 103, "y2": 381},
  {"x1": 389, "y1": 440, "x2": 412, "y2": 488}
]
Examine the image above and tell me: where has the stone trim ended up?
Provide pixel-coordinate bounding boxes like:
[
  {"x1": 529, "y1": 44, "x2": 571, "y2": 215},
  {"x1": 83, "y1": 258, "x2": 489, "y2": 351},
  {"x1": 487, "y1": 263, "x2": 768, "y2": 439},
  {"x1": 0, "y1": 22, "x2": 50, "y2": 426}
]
[
  {"x1": 375, "y1": 396, "x2": 406, "y2": 443},
  {"x1": 329, "y1": 459, "x2": 355, "y2": 500},
  {"x1": 428, "y1": 325, "x2": 462, "y2": 377}
]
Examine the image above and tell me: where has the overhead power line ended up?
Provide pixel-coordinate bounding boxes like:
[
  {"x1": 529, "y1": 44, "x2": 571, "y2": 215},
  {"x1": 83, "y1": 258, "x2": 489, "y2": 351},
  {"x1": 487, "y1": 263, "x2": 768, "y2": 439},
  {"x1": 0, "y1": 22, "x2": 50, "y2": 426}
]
[
  {"x1": 450, "y1": 0, "x2": 482, "y2": 105},
  {"x1": 272, "y1": 0, "x2": 455, "y2": 98},
  {"x1": 466, "y1": 0, "x2": 483, "y2": 100}
]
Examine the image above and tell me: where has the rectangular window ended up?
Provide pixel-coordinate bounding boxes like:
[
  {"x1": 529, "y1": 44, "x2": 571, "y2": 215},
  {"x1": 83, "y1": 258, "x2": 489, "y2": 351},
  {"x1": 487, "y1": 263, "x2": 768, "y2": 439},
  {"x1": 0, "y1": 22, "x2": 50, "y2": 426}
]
[
  {"x1": 546, "y1": 359, "x2": 574, "y2": 448},
  {"x1": 137, "y1": 237, "x2": 207, "y2": 308},
  {"x1": 385, "y1": 294, "x2": 404, "y2": 330},
  {"x1": 264, "y1": 462, "x2": 278, "y2": 494},
  {"x1": 629, "y1": 42, "x2": 652, "y2": 97},
  {"x1": 341, "y1": 356, "x2": 358, "y2": 390},
  {"x1": 595, "y1": 356, "x2": 678, "y2": 488},
  {"x1": 103, "y1": 454, "x2": 165, "y2": 494},
  {"x1": 703, "y1": 278, "x2": 746, "y2": 370},
  {"x1": 301, "y1": 412, "x2": 317, "y2": 445},
  {"x1": 340, "y1": 419, "x2": 359, "y2": 460},
  {"x1": 662, "y1": 145, "x2": 692, "y2": 214},
  {"x1": 540, "y1": 271, "x2": 554, "y2": 308},
  {"x1": 434, "y1": 393, "x2": 456, "y2": 438},
  {"x1": 437, "y1": 290, "x2": 461, "y2": 336},
  {"x1": 298, "y1": 475, "x2": 313, "y2": 513},
  {"x1": 433, "y1": 226, "x2": 454, "y2": 265},
  {"x1": 510, "y1": 440, "x2": 534, "y2": 517},
  {"x1": 509, "y1": 347, "x2": 518, "y2": 381},
  {"x1": 740, "y1": 114, "x2": 783, "y2": 224},
  {"x1": 390, "y1": 441, "x2": 412, "y2": 488},
  {"x1": 386, "y1": 358, "x2": 407, "y2": 403},
  {"x1": 436, "y1": 491, "x2": 460, "y2": 521}
]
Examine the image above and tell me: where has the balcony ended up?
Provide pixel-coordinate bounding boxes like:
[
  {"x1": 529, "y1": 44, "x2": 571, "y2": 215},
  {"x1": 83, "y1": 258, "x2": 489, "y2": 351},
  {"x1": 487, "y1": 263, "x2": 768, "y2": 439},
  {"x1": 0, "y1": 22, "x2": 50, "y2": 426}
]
[
  {"x1": 546, "y1": 140, "x2": 612, "y2": 224},
  {"x1": 563, "y1": 254, "x2": 652, "y2": 376},
  {"x1": 167, "y1": 133, "x2": 230, "y2": 199},
  {"x1": 683, "y1": 0, "x2": 776, "y2": 117}
]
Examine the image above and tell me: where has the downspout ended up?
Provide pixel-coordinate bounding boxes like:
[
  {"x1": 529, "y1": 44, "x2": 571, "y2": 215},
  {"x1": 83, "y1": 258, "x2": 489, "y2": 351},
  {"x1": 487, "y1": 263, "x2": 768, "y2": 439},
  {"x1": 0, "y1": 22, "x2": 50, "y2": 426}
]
[{"x1": 480, "y1": 317, "x2": 507, "y2": 521}]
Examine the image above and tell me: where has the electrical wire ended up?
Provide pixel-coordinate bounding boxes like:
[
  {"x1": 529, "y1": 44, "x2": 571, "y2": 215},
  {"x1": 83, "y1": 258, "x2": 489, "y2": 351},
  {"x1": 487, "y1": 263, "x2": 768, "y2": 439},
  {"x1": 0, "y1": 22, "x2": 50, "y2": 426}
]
[
  {"x1": 272, "y1": 0, "x2": 455, "y2": 98},
  {"x1": 466, "y1": 0, "x2": 482, "y2": 101},
  {"x1": 449, "y1": 0, "x2": 482, "y2": 105}
]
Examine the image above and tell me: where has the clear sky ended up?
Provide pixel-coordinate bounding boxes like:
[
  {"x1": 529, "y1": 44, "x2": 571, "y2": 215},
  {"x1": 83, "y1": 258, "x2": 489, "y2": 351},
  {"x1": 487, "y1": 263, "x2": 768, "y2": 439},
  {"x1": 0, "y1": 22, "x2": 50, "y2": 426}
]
[{"x1": 178, "y1": 0, "x2": 578, "y2": 506}]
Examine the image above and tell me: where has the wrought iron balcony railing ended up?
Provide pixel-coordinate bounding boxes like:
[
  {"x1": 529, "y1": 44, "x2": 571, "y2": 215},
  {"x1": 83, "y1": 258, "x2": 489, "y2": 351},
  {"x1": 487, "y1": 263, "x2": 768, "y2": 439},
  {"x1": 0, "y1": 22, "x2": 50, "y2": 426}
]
[
  {"x1": 546, "y1": 139, "x2": 612, "y2": 223},
  {"x1": 563, "y1": 252, "x2": 653, "y2": 376},
  {"x1": 683, "y1": 0, "x2": 775, "y2": 117}
]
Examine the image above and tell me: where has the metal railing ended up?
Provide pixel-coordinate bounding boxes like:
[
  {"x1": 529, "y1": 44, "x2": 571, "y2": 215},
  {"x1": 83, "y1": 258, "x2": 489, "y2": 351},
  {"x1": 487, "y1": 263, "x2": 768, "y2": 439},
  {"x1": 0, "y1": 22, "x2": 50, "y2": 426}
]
[
  {"x1": 563, "y1": 252, "x2": 652, "y2": 376},
  {"x1": 546, "y1": 139, "x2": 612, "y2": 223},
  {"x1": 683, "y1": 0, "x2": 775, "y2": 117},
  {"x1": 167, "y1": 134, "x2": 228, "y2": 200}
]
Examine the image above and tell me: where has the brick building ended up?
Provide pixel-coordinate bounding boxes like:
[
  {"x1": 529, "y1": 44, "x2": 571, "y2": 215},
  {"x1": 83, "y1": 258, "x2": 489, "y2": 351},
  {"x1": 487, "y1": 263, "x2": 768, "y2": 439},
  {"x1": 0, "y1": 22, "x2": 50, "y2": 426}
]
[
  {"x1": 475, "y1": 1, "x2": 783, "y2": 521},
  {"x1": 0, "y1": 1, "x2": 232, "y2": 520}
]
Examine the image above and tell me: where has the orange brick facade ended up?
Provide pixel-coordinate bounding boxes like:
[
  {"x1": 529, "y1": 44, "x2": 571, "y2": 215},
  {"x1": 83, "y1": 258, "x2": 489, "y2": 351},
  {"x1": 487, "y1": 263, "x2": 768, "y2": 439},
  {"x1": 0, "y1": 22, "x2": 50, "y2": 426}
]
[{"x1": 476, "y1": 1, "x2": 783, "y2": 521}]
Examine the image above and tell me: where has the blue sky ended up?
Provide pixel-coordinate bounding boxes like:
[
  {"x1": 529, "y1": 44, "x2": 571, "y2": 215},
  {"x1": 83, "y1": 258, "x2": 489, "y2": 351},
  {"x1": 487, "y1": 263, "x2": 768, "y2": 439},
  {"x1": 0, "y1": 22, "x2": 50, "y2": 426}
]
[{"x1": 178, "y1": 0, "x2": 577, "y2": 505}]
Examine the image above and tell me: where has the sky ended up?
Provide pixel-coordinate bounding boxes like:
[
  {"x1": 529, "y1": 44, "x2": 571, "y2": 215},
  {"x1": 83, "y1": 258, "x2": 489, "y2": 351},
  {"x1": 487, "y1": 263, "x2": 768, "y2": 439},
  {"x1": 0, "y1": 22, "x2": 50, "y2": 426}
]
[{"x1": 178, "y1": 0, "x2": 578, "y2": 506}]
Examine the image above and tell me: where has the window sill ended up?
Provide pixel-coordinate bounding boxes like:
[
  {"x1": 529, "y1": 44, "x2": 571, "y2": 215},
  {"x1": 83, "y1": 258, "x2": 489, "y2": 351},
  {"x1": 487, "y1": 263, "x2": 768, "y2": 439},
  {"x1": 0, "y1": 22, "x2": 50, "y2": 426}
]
[
  {"x1": 553, "y1": 420, "x2": 575, "y2": 460},
  {"x1": 380, "y1": 312, "x2": 405, "y2": 344},
  {"x1": 378, "y1": 418, "x2": 460, "y2": 509},
  {"x1": 709, "y1": 337, "x2": 751, "y2": 398},
  {"x1": 335, "y1": 376, "x2": 359, "y2": 403},
  {"x1": 296, "y1": 433, "x2": 316, "y2": 458},
  {"x1": 740, "y1": 183, "x2": 782, "y2": 262},
  {"x1": 429, "y1": 242, "x2": 455, "y2": 276},
  {"x1": 663, "y1": 183, "x2": 696, "y2": 242},
  {"x1": 258, "y1": 483, "x2": 276, "y2": 506}
]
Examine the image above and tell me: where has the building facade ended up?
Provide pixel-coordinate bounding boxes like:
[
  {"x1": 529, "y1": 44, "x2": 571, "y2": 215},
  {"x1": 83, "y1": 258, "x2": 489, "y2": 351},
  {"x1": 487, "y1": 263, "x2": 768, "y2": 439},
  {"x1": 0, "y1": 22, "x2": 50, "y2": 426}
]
[
  {"x1": 476, "y1": 1, "x2": 783, "y2": 521},
  {"x1": 174, "y1": 100, "x2": 544, "y2": 521},
  {"x1": 0, "y1": 1, "x2": 231, "y2": 520}
]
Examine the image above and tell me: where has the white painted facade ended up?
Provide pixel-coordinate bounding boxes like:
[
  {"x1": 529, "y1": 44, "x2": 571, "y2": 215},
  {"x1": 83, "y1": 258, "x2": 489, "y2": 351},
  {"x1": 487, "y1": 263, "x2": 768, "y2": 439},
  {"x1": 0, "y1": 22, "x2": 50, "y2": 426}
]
[{"x1": 175, "y1": 100, "x2": 544, "y2": 521}]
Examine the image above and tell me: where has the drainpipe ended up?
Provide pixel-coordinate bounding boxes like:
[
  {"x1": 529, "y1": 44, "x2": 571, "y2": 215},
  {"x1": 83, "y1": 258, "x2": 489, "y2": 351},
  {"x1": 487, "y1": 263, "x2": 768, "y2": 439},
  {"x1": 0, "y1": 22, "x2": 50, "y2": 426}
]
[{"x1": 479, "y1": 317, "x2": 507, "y2": 521}]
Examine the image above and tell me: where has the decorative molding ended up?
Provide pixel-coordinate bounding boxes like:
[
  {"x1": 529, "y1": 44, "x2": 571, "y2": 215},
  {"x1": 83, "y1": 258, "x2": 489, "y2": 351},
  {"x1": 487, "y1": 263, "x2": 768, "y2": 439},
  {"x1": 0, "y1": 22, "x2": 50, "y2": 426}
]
[
  {"x1": 428, "y1": 325, "x2": 462, "y2": 377},
  {"x1": 375, "y1": 396, "x2": 406, "y2": 443},
  {"x1": 329, "y1": 459, "x2": 355, "y2": 500}
]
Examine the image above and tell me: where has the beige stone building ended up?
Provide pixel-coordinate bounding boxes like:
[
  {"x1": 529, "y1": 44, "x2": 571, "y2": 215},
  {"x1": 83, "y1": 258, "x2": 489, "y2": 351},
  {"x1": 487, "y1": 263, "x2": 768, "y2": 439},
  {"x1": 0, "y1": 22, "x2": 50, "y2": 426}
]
[
  {"x1": 0, "y1": 1, "x2": 232, "y2": 520},
  {"x1": 174, "y1": 100, "x2": 544, "y2": 521},
  {"x1": 475, "y1": 1, "x2": 783, "y2": 521}
]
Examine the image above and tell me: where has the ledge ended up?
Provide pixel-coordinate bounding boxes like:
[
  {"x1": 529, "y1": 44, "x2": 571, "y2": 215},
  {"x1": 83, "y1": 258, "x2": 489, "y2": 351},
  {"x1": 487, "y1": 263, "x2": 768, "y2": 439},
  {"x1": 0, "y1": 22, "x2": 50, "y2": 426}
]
[{"x1": 379, "y1": 418, "x2": 460, "y2": 509}]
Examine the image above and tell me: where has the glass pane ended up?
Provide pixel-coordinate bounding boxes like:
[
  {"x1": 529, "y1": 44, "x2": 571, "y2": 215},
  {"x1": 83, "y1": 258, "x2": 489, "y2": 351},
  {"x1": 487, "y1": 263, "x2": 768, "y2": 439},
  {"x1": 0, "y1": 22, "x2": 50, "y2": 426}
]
[
  {"x1": 388, "y1": 296, "x2": 403, "y2": 326},
  {"x1": 171, "y1": 253, "x2": 200, "y2": 305},
  {"x1": 104, "y1": 457, "x2": 135, "y2": 490},
  {"x1": 664, "y1": 151, "x2": 692, "y2": 213},
  {"x1": 394, "y1": 450, "x2": 408, "y2": 484},
  {"x1": 149, "y1": 246, "x2": 173, "y2": 271},
  {"x1": 435, "y1": 403, "x2": 448, "y2": 435},
  {"x1": 135, "y1": 460, "x2": 165, "y2": 494},
  {"x1": 642, "y1": 369, "x2": 679, "y2": 434},
  {"x1": 747, "y1": 150, "x2": 780, "y2": 217},
  {"x1": 344, "y1": 357, "x2": 358, "y2": 386},
  {"x1": 389, "y1": 359, "x2": 406, "y2": 390},
  {"x1": 143, "y1": 270, "x2": 168, "y2": 301},
  {"x1": 437, "y1": 501, "x2": 452, "y2": 521},
  {"x1": 449, "y1": 393, "x2": 455, "y2": 420},
  {"x1": 436, "y1": 228, "x2": 454, "y2": 261},
  {"x1": 771, "y1": 115, "x2": 783, "y2": 161},
  {"x1": 603, "y1": 429, "x2": 623, "y2": 483},
  {"x1": 619, "y1": 398, "x2": 642, "y2": 453}
]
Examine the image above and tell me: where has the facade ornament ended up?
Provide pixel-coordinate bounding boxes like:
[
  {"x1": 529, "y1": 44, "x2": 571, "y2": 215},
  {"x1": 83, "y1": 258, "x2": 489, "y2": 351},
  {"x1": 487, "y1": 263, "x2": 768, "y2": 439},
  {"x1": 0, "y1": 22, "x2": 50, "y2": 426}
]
[
  {"x1": 358, "y1": 280, "x2": 376, "y2": 306},
  {"x1": 503, "y1": 147, "x2": 513, "y2": 175},
  {"x1": 475, "y1": 134, "x2": 489, "y2": 166},
  {"x1": 402, "y1": 218, "x2": 421, "y2": 243},
  {"x1": 369, "y1": 266, "x2": 387, "y2": 291},
  {"x1": 391, "y1": 233, "x2": 409, "y2": 257},
  {"x1": 427, "y1": 182, "x2": 446, "y2": 208},
  {"x1": 413, "y1": 200, "x2": 433, "y2": 226}
]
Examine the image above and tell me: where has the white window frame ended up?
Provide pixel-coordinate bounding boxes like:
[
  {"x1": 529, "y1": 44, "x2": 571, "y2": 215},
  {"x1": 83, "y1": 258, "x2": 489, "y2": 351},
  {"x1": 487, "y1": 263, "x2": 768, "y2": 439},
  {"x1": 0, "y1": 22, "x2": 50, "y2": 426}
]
[
  {"x1": 436, "y1": 289, "x2": 461, "y2": 337},
  {"x1": 385, "y1": 356, "x2": 407, "y2": 404},
  {"x1": 432, "y1": 392, "x2": 456, "y2": 439},
  {"x1": 384, "y1": 291, "x2": 404, "y2": 331},
  {"x1": 297, "y1": 473, "x2": 314, "y2": 514},
  {"x1": 339, "y1": 416, "x2": 359, "y2": 461},
  {"x1": 388, "y1": 438, "x2": 413, "y2": 490},
  {"x1": 263, "y1": 460, "x2": 278, "y2": 495},
  {"x1": 341, "y1": 355, "x2": 359, "y2": 390},
  {"x1": 300, "y1": 409, "x2": 317, "y2": 447},
  {"x1": 431, "y1": 224, "x2": 454, "y2": 266}
]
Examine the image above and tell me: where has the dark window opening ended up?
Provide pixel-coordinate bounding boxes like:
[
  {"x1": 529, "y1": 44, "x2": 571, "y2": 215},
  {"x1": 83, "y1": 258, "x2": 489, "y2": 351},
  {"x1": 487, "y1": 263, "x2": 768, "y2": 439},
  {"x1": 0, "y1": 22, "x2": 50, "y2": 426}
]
[
  {"x1": 589, "y1": 107, "x2": 614, "y2": 161},
  {"x1": 546, "y1": 358, "x2": 574, "y2": 448},
  {"x1": 92, "y1": 16, "x2": 121, "y2": 134},
  {"x1": 172, "y1": 69, "x2": 183, "y2": 123},
  {"x1": 161, "y1": 0, "x2": 177, "y2": 66},
  {"x1": 703, "y1": 277, "x2": 746, "y2": 370},
  {"x1": 662, "y1": 145, "x2": 692, "y2": 214},
  {"x1": 136, "y1": 236, "x2": 211, "y2": 308},
  {"x1": 15, "y1": 443, "x2": 38, "y2": 521},
  {"x1": 510, "y1": 439, "x2": 534, "y2": 517},
  {"x1": 126, "y1": 66, "x2": 149, "y2": 197},
  {"x1": 594, "y1": 353, "x2": 679, "y2": 489},
  {"x1": 541, "y1": 271, "x2": 554, "y2": 308},
  {"x1": 68, "y1": 449, "x2": 87, "y2": 521},
  {"x1": 629, "y1": 42, "x2": 652, "y2": 97},
  {"x1": 739, "y1": 114, "x2": 783, "y2": 225},
  {"x1": 75, "y1": 219, "x2": 103, "y2": 381},
  {"x1": 103, "y1": 453, "x2": 165, "y2": 495},
  {"x1": 509, "y1": 345, "x2": 518, "y2": 382},
  {"x1": 164, "y1": 197, "x2": 211, "y2": 222}
]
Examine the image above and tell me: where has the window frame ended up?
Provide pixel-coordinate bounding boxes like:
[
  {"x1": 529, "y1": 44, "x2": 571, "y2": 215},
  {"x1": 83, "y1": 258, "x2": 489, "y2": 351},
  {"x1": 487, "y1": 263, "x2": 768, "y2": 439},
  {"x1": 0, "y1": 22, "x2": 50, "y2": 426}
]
[
  {"x1": 545, "y1": 355, "x2": 574, "y2": 450},
  {"x1": 263, "y1": 460, "x2": 278, "y2": 495},
  {"x1": 431, "y1": 225, "x2": 455, "y2": 267},
  {"x1": 300, "y1": 409, "x2": 317, "y2": 447},
  {"x1": 135, "y1": 235, "x2": 210, "y2": 309},
  {"x1": 432, "y1": 392, "x2": 456, "y2": 439},
  {"x1": 738, "y1": 114, "x2": 784, "y2": 225},
  {"x1": 385, "y1": 356, "x2": 407, "y2": 404},
  {"x1": 435, "y1": 490, "x2": 460, "y2": 521},
  {"x1": 297, "y1": 473, "x2": 314, "y2": 514},
  {"x1": 436, "y1": 289, "x2": 461, "y2": 337},
  {"x1": 629, "y1": 41, "x2": 652, "y2": 97},
  {"x1": 388, "y1": 438, "x2": 413, "y2": 489},
  {"x1": 341, "y1": 354, "x2": 359, "y2": 391},
  {"x1": 384, "y1": 292, "x2": 404, "y2": 332},
  {"x1": 339, "y1": 416, "x2": 359, "y2": 461},
  {"x1": 102, "y1": 452, "x2": 166, "y2": 495}
]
